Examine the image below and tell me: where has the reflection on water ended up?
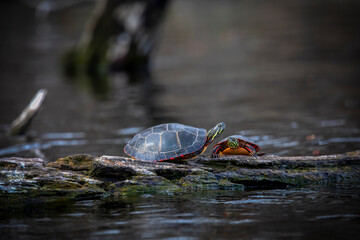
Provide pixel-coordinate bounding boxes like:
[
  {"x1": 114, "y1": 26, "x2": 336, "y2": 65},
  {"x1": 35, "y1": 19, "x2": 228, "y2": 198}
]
[
  {"x1": 1, "y1": 187, "x2": 359, "y2": 239},
  {"x1": 0, "y1": 1, "x2": 359, "y2": 160},
  {"x1": 0, "y1": 1, "x2": 360, "y2": 160},
  {"x1": 0, "y1": 134, "x2": 131, "y2": 156}
]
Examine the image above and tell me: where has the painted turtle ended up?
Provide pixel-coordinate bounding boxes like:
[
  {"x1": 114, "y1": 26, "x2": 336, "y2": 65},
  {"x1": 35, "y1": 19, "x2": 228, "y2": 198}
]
[
  {"x1": 124, "y1": 122, "x2": 225, "y2": 161},
  {"x1": 210, "y1": 135, "x2": 261, "y2": 158}
]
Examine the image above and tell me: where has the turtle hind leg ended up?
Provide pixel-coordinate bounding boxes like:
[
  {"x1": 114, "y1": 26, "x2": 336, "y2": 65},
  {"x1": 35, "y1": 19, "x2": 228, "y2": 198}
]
[{"x1": 244, "y1": 145, "x2": 259, "y2": 158}]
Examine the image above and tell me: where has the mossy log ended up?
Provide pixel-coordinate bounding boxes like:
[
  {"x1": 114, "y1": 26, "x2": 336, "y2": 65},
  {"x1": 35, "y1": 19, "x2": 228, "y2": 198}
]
[{"x1": 1, "y1": 151, "x2": 360, "y2": 207}]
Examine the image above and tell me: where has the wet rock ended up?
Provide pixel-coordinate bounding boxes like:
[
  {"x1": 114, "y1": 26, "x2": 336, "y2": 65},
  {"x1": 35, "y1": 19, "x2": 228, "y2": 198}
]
[
  {"x1": 0, "y1": 157, "x2": 105, "y2": 209},
  {"x1": 194, "y1": 151, "x2": 360, "y2": 189},
  {"x1": 47, "y1": 154, "x2": 95, "y2": 171},
  {"x1": 109, "y1": 176, "x2": 183, "y2": 196},
  {"x1": 0, "y1": 157, "x2": 44, "y2": 170},
  {"x1": 1, "y1": 151, "x2": 360, "y2": 206},
  {"x1": 179, "y1": 173, "x2": 245, "y2": 191}
]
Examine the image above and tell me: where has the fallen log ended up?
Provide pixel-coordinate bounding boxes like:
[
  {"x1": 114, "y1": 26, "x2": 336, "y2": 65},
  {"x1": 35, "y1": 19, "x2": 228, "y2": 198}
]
[{"x1": 1, "y1": 151, "x2": 359, "y2": 207}]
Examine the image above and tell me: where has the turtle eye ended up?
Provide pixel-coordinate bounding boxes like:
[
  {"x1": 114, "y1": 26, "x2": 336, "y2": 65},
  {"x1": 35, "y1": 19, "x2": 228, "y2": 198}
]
[{"x1": 217, "y1": 122, "x2": 225, "y2": 129}]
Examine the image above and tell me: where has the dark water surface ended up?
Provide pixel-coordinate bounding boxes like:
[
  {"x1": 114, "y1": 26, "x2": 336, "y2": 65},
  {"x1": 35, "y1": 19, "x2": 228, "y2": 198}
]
[
  {"x1": 1, "y1": 0, "x2": 360, "y2": 239},
  {"x1": 1, "y1": 187, "x2": 360, "y2": 239},
  {"x1": 0, "y1": 0, "x2": 359, "y2": 160}
]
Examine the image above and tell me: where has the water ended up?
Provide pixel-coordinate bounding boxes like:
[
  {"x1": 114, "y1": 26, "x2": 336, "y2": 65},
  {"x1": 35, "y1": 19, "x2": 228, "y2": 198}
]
[
  {"x1": 1, "y1": 187, "x2": 359, "y2": 239},
  {"x1": 0, "y1": 0, "x2": 360, "y2": 239},
  {"x1": 0, "y1": 0, "x2": 359, "y2": 160}
]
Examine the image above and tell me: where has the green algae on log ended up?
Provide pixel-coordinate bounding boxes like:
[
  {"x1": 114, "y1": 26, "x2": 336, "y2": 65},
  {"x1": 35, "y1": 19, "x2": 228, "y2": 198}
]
[{"x1": 1, "y1": 151, "x2": 360, "y2": 207}]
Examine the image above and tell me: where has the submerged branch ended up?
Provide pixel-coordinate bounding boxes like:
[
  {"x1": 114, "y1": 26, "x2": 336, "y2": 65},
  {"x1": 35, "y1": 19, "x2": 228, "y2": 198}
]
[{"x1": 7, "y1": 89, "x2": 47, "y2": 136}]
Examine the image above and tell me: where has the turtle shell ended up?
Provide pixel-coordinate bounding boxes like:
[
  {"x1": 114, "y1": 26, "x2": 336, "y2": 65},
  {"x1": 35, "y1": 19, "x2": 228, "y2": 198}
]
[
  {"x1": 216, "y1": 135, "x2": 260, "y2": 151},
  {"x1": 124, "y1": 123, "x2": 207, "y2": 161}
]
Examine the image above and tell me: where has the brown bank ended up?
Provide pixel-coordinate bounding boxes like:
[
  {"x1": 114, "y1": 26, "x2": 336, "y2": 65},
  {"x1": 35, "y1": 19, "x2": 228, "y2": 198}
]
[{"x1": 1, "y1": 151, "x2": 360, "y2": 208}]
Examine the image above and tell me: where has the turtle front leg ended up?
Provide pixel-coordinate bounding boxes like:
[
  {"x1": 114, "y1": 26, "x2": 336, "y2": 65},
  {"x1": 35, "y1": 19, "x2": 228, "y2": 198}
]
[{"x1": 210, "y1": 145, "x2": 223, "y2": 158}]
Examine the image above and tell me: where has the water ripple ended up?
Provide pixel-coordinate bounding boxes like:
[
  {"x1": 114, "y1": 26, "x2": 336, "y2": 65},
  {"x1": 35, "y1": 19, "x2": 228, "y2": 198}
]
[
  {"x1": 314, "y1": 214, "x2": 360, "y2": 220},
  {"x1": 92, "y1": 229, "x2": 121, "y2": 235},
  {"x1": 156, "y1": 217, "x2": 256, "y2": 225},
  {"x1": 318, "y1": 137, "x2": 360, "y2": 145},
  {"x1": 0, "y1": 138, "x2": 130, "y2": 156},
  {"x1": 117, "y1": 127, "x2": 144, "y2": 135},
  {"x1": 41, "y1": 132, "x2": 86, "y2": 139}
]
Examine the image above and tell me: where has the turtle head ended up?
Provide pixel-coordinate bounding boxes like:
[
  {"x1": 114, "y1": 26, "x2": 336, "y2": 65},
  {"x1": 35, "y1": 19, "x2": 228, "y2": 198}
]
[
  {"x1": 228, "y1": 137, "x2": 240, "y2": 149},
  {"x1": 206, "y1": 122, "x2": 226, "y2": 146}
]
